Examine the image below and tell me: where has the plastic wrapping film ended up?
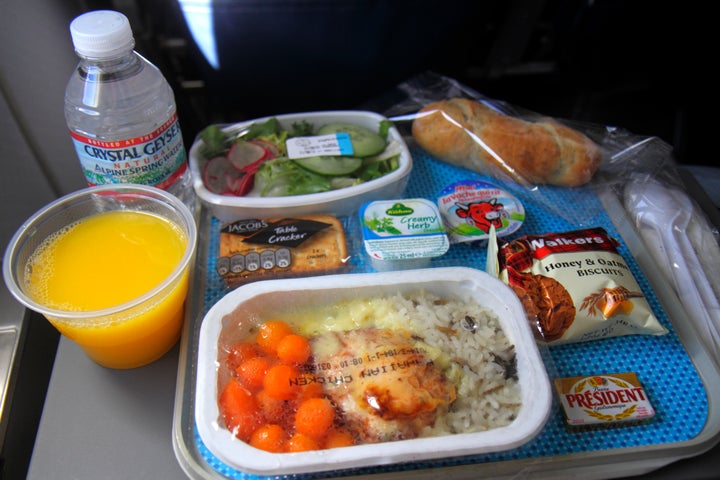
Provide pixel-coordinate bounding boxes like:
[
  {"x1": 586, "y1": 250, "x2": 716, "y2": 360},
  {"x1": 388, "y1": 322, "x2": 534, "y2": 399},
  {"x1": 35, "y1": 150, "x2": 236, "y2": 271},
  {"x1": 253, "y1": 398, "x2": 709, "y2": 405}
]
[
  {"x1": 383, "y1": 71, "x2": 720, "y2": 364},
  {"x1": 384, "y1": 73, "x2": 706, "y2": 222}
]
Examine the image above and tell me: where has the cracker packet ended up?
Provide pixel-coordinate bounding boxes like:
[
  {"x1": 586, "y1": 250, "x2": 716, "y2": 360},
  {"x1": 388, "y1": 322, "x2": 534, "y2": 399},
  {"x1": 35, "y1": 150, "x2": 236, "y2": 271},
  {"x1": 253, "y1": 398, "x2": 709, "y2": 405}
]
[
  {"x1": 217, "y1": 214, "x2": 350, "y2": 288},
  {"x1": 491, "y1": 227, "x2": 667, "y2": 345}
]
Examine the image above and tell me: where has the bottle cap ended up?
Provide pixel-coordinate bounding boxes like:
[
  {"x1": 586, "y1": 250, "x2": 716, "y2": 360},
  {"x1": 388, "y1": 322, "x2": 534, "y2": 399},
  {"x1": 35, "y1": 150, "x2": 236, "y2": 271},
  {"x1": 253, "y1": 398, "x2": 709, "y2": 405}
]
[{"x1": 70, "y1": 10, "x2": 135, "y2": 59}]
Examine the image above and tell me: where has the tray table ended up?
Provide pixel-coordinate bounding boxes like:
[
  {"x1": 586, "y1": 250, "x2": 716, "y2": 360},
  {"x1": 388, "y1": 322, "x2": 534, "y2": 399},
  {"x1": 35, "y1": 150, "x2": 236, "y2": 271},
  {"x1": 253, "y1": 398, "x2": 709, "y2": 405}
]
[{"x1": 172, "y1": 148, "x2": 720, "y2": 479}]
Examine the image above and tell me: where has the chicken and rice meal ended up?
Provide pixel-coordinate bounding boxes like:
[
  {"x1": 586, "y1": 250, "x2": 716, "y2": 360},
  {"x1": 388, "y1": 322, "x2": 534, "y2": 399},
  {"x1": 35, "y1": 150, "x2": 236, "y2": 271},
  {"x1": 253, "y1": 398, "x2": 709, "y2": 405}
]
[{"x1": 216, "y1": 289, "x2": 522, "y2": 453}]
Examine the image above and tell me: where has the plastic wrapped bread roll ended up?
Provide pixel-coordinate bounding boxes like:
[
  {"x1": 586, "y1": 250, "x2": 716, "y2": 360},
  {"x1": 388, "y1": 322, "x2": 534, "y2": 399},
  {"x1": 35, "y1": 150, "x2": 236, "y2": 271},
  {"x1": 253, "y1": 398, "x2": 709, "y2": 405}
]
[{"x1": 411, "y1": 97, "x2": 602, "y2": 187}]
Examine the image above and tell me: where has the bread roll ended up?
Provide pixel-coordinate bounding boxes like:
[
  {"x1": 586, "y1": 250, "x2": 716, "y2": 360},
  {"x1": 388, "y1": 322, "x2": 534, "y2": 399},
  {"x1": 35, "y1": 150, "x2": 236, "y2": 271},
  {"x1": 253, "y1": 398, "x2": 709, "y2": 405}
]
[{"x1": 411, "y1": 97, "x2": 602, "y2": 187}]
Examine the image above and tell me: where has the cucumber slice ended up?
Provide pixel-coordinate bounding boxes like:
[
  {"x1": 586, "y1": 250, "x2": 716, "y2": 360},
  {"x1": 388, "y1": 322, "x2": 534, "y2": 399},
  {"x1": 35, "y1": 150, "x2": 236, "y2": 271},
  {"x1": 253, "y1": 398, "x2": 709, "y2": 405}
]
[
  {"x1": 294, "y1": 156, "x2": 363, "y2": 176},
  {"x1": 316, "y1": 123, "x2": 387, "y2": 157}
]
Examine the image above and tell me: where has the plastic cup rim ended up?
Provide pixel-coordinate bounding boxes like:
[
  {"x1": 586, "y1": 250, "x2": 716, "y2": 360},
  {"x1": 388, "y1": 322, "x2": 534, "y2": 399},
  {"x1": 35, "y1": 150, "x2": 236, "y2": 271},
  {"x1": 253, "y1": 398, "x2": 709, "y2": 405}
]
[{"x1": 2, "y1": 183, "x2": 198, "y2": 321}]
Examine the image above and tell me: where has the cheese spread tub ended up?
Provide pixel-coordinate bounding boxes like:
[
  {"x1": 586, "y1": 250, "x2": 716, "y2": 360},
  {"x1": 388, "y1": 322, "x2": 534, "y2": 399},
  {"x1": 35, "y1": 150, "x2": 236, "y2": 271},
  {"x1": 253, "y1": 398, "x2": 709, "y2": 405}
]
[
  {"x1": 437, "y1": 179, "x2": 525, "y2": 245},
  {"x1": 359, "y1": 198, "x2": 449, "y2": 271},
  {"x1": 554, "y1": 372, "x2": 656, "y2": 427},
  {"x1": 217, "y1": 214, "x2": 349, "y2": 287}
]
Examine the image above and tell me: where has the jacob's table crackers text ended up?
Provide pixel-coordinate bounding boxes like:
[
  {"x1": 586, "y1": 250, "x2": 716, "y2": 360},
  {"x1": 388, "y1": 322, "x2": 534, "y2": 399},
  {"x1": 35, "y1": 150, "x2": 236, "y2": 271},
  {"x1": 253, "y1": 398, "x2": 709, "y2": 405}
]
[{"x1": 217, "y1": 214, "x2": 349, "y2": 286}]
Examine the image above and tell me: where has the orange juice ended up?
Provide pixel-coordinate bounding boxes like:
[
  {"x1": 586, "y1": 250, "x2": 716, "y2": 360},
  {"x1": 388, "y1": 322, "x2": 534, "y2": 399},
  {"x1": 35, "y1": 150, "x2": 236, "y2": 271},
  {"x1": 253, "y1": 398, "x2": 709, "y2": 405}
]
[{"x1": 24, "y1": 210, "x2": 190, "y2": 369}]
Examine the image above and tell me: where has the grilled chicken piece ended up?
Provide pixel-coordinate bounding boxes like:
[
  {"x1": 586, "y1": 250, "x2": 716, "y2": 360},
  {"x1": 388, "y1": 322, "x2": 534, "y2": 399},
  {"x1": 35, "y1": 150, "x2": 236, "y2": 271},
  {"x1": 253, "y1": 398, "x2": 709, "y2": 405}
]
[{"x1": 311, "y1": 328, "x2": 455, "y2": 442}]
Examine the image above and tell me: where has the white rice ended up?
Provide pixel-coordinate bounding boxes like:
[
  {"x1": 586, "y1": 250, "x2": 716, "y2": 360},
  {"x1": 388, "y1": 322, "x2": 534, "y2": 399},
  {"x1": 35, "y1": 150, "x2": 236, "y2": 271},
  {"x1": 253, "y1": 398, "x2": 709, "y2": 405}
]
[{"x1": 386, "y1": 290, "x2": 522, "y2": 435}]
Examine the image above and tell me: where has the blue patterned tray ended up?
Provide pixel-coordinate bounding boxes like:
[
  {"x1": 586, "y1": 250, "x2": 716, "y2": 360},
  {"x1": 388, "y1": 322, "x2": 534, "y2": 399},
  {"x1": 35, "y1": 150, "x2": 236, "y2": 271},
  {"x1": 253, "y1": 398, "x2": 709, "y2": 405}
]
[{"x1": 185, "y1": 149, "x2": 708, "y2": 479}]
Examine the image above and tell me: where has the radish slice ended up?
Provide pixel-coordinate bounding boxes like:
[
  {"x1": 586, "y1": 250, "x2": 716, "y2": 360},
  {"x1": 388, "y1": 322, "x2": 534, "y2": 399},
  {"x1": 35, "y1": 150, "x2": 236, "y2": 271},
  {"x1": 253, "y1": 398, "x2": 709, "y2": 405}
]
[
  {"x1": 227, "y1": 140, "x2": 267, "y2": 171},
  {"x1": 230, "y1": 156, "x2": 267, "y2": 195},
  {"x1": 248, "y1": 138, "x2": 281, "y2": 159},
  {"x1": 233, "y1": 169, "x2": 256, "y2": 196},
  {"x1": 203, "y1": 156, "x2": 242, "y2": 194},
  {"x1": 225, "y1": 172, "x2": 245, "y2": 194},
  {"x1": 204, "y1": 139, "x2": 282, "y2": 197}
]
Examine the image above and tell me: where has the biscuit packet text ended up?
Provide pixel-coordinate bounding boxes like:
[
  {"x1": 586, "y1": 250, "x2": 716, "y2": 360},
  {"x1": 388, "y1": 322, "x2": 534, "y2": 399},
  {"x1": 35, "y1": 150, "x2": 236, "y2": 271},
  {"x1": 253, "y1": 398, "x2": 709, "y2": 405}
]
[{"x1": 495, "y1": 227, "x2": 667, "y2": 345}]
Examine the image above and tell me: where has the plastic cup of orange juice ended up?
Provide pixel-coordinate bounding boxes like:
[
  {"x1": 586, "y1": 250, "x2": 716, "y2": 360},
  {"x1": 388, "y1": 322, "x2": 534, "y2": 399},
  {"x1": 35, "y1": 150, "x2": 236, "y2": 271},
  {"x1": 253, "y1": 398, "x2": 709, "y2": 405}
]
[{"x1": 3, "y1": 184, "x2": 197, "y2": 369}]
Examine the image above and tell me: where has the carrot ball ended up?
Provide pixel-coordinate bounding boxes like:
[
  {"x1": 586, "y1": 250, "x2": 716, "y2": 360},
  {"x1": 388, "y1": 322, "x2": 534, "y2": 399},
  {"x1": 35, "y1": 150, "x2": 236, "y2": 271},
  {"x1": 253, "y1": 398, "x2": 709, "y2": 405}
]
[
  {"x1": 237, "y1": 355, "x2": 271, "y2": 390},
  {"x1": 249, "y1": 423, "x2": 287, "y2": 453},
  {"x1": 276, "y1": 333, "x2": 312, "y2": 364},
  {"x1": 263, "y1": 363, "x2": 300, "y2": 400},
  {"x1": 256, "y1": 320, "x2": 293, "y2": 355},
  {"x1": 287, "y1": 432, "x2": 320, "y2": 452},
  {"x1": 218, "y1": 378, "x2": 262, "y2": 442},
  {"x1": 294, "y1": 397, "x2": 335, "y2": 440}
]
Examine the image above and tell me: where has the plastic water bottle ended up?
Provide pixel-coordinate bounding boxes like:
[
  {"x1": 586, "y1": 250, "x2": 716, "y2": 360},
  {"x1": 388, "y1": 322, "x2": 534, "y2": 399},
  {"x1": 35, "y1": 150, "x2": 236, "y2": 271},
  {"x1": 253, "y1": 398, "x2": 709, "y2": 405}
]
[{"x1": 64, "y1": 10, "x2": 196, "y2": 210}]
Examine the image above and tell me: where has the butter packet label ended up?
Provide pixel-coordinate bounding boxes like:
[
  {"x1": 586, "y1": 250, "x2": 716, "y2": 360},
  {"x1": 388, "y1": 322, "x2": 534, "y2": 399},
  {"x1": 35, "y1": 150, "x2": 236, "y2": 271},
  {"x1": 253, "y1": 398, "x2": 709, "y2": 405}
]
[{"x1": 554, "y1": 372, "x2": 656, "y2": 427}]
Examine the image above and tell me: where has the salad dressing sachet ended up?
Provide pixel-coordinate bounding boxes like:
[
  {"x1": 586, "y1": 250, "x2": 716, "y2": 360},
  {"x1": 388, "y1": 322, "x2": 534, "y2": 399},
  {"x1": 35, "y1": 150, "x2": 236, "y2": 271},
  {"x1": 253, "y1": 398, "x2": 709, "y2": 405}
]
[{"x1": 490, "y1": 227, "x2": 667, "y2": 345}]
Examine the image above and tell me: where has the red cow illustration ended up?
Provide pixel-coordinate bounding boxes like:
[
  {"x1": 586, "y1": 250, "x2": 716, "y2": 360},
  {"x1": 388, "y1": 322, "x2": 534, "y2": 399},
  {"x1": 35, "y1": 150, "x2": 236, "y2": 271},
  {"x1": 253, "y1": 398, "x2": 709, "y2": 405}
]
[{"x1": 455, "y1": 199, "x2": 505, "y2": 233}]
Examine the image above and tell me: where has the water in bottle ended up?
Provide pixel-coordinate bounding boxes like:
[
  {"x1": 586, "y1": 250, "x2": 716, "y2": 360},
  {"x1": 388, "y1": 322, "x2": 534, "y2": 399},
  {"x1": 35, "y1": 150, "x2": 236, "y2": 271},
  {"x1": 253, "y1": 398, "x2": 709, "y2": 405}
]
[{"x1": 64, "y1": 10, "x2": 196, "y2": 210}]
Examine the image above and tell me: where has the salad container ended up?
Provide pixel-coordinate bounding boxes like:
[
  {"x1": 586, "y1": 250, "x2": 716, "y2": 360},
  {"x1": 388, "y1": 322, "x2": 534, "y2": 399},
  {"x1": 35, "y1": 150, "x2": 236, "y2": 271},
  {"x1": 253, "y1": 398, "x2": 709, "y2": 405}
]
[{"x1": 189, "y1": 111, "x2": 413, "y2": 222}]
